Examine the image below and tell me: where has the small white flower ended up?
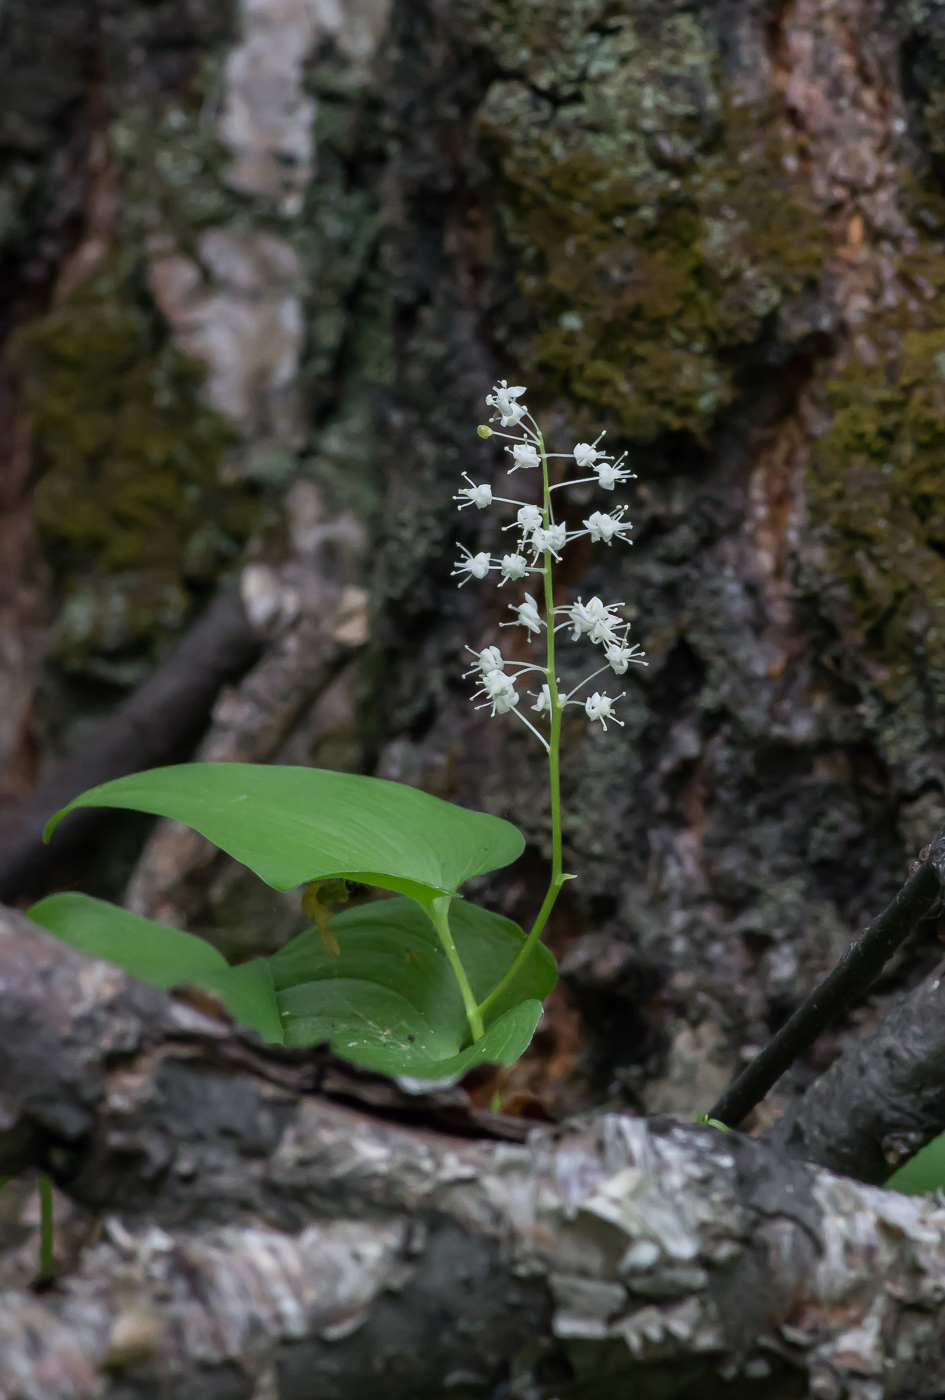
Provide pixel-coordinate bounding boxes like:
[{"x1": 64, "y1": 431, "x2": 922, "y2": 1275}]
[
  {"x1": 475, "y1": 645, "x2": 505, "y2": 675},
  {"x1": 479, "y1": 669, "x2": 519, "y2": 715},
  {"x1": 568, "y1": 596, "x2": 622, "y2": 644},
  {"x1": 455, "y1": 474, "x2": 493, "y2": 509},
  {"x1": 510, "y1": 442, "x2": 540, "y2": 471},
  {"x1": 573, "y1": 442, "x2": 603, "y2": 468},
  {"x1": 506, "y1": 593, "x2": 543, "y2": 634},
  {"x1": 583, "y1": 509, "x2": 632, "y2": 545},
  {"x1": 515, "y1": 504, "x2": 543, "y2": 533},
  {"x1": 499, "y1": 553, "x2": 529, "y2": 583},
  {"x1": 605, "y1": 642, "x2": 645, "y2": 675},
  {"x1": 451, "y1": 547, "x2": 492, "y2": 585},
  {"x1": 585, "y1": 691, "x2": 625, "y2": 729},
  {"x1": 486, "y1": 380, "x2": 528, "y2": 428},
  {"x1": 531, "y1": 683, "x2": 552, "y2": 713},
  {"x1": 531, "y1": 522, "x2": 567, "y2": 557},
  {"x1": 596, "y1": 459, "x2": 634, "y2": 490},
  {"x1": 548, "y1": 521, "x2": 568, "y2": 552}
]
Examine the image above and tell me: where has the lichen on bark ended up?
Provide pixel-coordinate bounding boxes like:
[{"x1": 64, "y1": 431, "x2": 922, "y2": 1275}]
[
  {"x1": 9, "y1": 252, "x2": 257, "y2": 682},
  {"x1": 474, "y1": 2, "x2": 825, "y2": 440}
]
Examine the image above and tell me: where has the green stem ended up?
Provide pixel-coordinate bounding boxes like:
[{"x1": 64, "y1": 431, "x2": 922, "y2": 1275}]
[
  {"x1": 429, "y1": 896, "x2": 485, "y2": 1042},
  {"x1": 39, "y1": 1173, "x2": 54, "y2": 1277},
  {"x1": 478, "y1": 431, "x2": 566, "y2": 1020},
  {"x1": 539, "y1": 433, "x2": 564, "y2": 891}
]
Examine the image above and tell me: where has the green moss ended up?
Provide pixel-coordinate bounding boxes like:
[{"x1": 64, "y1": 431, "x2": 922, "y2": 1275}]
[
  {"x1": 810, "y1": 312, "x2": 945, "y2": 693},
  {"x1": 110, "y1": 52, "x2": 241, "y2": 243},
  {"x1": 9, "y1": 251, "x2": 259, "y2": 668},
  {"x1": 475, "y1": 7, "x2": 825, "y2": 441},
  {"x1": 806, "y1": 7, "x2": 945, "y2": 693}
]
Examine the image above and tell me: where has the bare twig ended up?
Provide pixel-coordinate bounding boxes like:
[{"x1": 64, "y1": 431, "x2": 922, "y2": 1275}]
[{"x1": 710, "y1": 831, "x2": 945, "y2": 1128}]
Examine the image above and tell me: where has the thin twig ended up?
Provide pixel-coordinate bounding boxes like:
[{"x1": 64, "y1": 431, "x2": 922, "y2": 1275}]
[{"x1": 709, "y1": 831, "x2": 945, "y2": 1128}]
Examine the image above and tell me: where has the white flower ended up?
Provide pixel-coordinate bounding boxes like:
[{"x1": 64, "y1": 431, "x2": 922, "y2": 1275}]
[
  {"x1": 479, "y1": 670, "x2": 519, "y2": 715},
  {"x1": 506, "y1": 593, "x2": 543, "y2": 634},
  {"x1": 510, "y1": 442, "x2": 540, "y2": 471},
  {"x1": 531, "y1": 683, "x2": 552, "y2": 713},
  {"x1": 499, "y1": 553, "x2": 529, "y2": 583},
  {"x1": 475, "y1": 645, "x2": 505, "y2": 675},
  {"x1": 596, "y1": 459, "x2": 634, "y2": 490},
  {"x1": 583, "y1": 509, "x2": 632, "y2": 545},
  {"x1": 585, "y1": 691, "x2": 625, "y2": 729},
  {"x1": 605, "y1": 642, "x2": 644, "y2": 675},
  {"x1": 451, "y1": 547, "x2": 492, "y2": 585},
  {"x1": 515, "y1": 504, "x2": 543, "y2": 533},
  {"x1": 531, "y1": 522, "x2": 567, "y2": 557},
  {"x1": 568, "y1": 596, "x2": 622, "y2": 644},
  {"x1": 455, "y1": 474, "x2": 493, "y2": 509},
  {"x1": 573, "y1": 442, "x2": 603, "y2": 468},
  {"x1": 486, "y1": 380, "x2": 527, "y2": 428}
]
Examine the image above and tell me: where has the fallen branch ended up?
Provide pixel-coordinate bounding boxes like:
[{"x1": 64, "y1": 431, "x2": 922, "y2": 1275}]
[
  {"x1": 709, "y1": 830, "x2": 945, "y2": 1128},
  {"x1": 124, "y1": 566, "x2": 366, "y2": 922},
  {"x1": 773, "y1": 958, "x2": 945, "y2": 1184},
  {"x1": 2, "y1": 905, "x2": 945, "y2": 1399},
  {"x1": 0, "y1": 586, "x2": 262, "y2": 902}
]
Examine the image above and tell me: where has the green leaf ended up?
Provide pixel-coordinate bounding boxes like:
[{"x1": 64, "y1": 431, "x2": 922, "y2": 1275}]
[
  {"x1": 46, "y1": 764, "x2": 525, "y2": 907},
  {"x1": 29, "y1": 892, "x2": 228, "y2": 987},
  {"x1": 271, "y1": 895, "x2": 555, "y2": 1078},
  {"x1": 28, "y1": 892, "x2": 283, "y2": 1043},
  {"x1": 887, "y1": 1130, "x2": 945, "y2": 1195},
  {"x1": 196, "y1": 958, "x2": 284, "y2": 1045}
]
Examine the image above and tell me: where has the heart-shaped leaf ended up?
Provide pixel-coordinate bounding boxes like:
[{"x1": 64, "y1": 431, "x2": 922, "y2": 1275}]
[
  {"x1": 28, "y1": 892, "x2": 283, "y2": 1043},
  {"x1": 46, "y1": 764, "x2": 525, "y2": 908},
  {"x1": 271, "y1": 895, "x2": 555, "y2": 1078}
]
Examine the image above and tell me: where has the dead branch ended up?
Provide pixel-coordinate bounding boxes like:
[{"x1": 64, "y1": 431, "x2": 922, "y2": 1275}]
[
  {"x1": 710, "y1": 830, "x2": 945, "y2": 1129},
  {"x1": 124, "y1": 564, "x2": 367, "y2": 923},
  {"x1": 0, "y1": 561, "x2": 367, "y2": 908},
  {"x1": 771, "y1": 958, "x2": 945, "y2": 1184},
  {"x1": 0, "y1": 586, "x2": 262, "y2": 902},
  {"x1": 2, "y1": 906, "x2": 945, "y2": 1399}
]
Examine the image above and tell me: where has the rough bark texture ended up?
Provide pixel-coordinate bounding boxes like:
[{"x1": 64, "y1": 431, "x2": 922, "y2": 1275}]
[{"x1": 3, "y1": 901, "x2": 945, "y2": 1400}]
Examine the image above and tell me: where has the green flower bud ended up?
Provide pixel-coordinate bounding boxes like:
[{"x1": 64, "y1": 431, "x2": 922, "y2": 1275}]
[{"x1": 477, "y1": 424, "x2": 493, "y2": 438}]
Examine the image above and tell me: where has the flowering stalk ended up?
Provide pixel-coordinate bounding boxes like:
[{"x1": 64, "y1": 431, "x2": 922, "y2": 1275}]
[
  {"x1": 478, "y1": 426, "x2": 566, "y2": 1021},
  {"x1": 446, "y1": 379, "x2": 646, "y2": 1043}
]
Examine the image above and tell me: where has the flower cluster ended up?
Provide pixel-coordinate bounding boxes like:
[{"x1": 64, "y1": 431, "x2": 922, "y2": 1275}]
[{"x1": 452, "y1": 380, "x2": 646, "y2": 739}]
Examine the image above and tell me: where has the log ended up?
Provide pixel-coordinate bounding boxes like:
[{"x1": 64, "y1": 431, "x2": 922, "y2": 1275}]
[{"x1": 2, "y1": 903, "x2": 945, "y2": 1399}]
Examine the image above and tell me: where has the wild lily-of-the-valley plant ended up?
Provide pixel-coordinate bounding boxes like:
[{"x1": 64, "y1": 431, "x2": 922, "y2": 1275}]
[{"x1": 29, "y1": 380, "x2": 644, "y2": 1090}]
